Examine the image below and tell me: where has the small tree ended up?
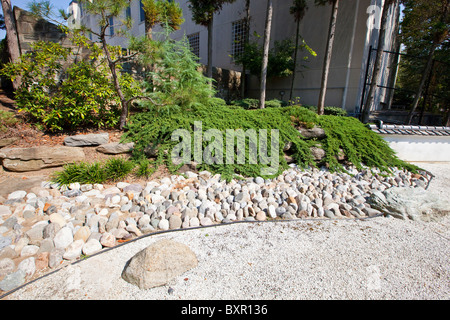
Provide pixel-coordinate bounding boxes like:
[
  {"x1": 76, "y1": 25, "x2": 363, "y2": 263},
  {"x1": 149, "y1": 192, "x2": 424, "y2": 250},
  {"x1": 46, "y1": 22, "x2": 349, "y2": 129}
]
[
  {"x1": 141, "y1": 0, "x2": 183, "y2": 39},
  {"x1": 402, "y1": 0, "x2": 450, "y2": 124},
  {"x1": 30, "y1": 0, "x2": 146, "y2": 129},
  {"x1": 315, "y1": 0, "x2": 340, "y2": 115},
  {"x1": 259, "y1": 0, "x2": 273, "y2": 109}
]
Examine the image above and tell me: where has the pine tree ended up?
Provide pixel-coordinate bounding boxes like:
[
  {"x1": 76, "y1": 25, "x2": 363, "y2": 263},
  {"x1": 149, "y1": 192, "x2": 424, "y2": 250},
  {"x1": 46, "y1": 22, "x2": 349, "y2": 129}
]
[{"x1": 141, "y1": 0, "x2": 183, "y2": 39}]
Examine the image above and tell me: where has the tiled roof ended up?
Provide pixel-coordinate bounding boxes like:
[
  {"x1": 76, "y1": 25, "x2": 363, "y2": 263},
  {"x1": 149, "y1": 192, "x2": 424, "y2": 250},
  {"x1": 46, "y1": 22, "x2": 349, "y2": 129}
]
[{"x1": 369, "y1": 122, "x2": 450, "y2": 136}]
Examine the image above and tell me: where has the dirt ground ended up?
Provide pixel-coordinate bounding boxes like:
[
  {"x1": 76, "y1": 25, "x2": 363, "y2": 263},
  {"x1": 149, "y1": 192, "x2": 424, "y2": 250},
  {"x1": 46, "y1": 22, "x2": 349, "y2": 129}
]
[{"x1": 0, "y1": 90, "x2": 174, "y2": 197}]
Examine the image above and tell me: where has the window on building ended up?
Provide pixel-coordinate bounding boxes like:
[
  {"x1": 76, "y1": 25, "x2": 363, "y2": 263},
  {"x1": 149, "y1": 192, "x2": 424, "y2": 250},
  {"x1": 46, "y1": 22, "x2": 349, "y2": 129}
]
[
  {"x1": 140, "y1": 0, "x2": 146, "y2": 22},
  {"x1": 187, "y1": 33, "x2": 200, "y2": 59},
  {"x1": 231, "y1": 19, "x2": 246, "y2": 61},
  {"x1": 126, "y1": 5, "x2": 132, "y2": 19},
  {"x1": 109, "y1": 16, "x2": 114, "y2": 37},
  {"x1": 79, "y1": 3, "x2": 83, "y2": 17}
]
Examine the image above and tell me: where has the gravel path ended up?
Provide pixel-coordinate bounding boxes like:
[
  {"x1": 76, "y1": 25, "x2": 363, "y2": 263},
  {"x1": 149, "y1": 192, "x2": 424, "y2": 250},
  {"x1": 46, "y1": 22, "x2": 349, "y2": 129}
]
[{"x1": 3, "y1": 162, "x2": 450, "y2": 300}]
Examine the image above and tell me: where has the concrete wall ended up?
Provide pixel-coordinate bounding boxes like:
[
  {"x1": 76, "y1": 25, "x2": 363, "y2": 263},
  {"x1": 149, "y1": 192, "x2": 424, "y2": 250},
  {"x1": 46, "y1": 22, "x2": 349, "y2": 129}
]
[{"x1": 382, "y1": 135, "x2": 450, "y2": 162}]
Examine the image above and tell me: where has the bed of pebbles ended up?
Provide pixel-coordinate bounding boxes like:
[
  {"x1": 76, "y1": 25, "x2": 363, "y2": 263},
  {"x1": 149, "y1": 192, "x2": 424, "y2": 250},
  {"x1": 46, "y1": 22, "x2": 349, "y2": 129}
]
[{"x1": 0, "y1": 164, "x2": 428, "y2": 292}]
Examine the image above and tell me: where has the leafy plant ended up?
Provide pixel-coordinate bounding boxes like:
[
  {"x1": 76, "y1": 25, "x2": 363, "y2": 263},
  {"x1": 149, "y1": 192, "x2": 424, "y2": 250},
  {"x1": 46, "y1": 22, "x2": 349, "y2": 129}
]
[
  {"x1": 135, "y1": 158, "x2": 156, "y2": 178},
  {"x1": 52, "y1": 162, "x2": 107, "y2": 185},
  {"x1": 131, "y1": 32, "x2": 220, "y2": 114},
  {"x1": 123, "y1": 103, "x2": 418, "y2": 181},
  {"x1": 0, "y1": 33, "x2": 139, "y2": 131},
  {"x1": 303, "y1": 105, "x2": 348, "y2": 117},
  {"x1": 103, "y1": 158, "x2": 135, "y2": 182},
  {"x1": 52, "y1": 158, "x2": 137, "y2": 185},
  {"x1": 231, "y1": 98, "x2": 288, "y2": 109},
  {"x1": 0, "y1": 110, "x2": 18, "y2": 132}
]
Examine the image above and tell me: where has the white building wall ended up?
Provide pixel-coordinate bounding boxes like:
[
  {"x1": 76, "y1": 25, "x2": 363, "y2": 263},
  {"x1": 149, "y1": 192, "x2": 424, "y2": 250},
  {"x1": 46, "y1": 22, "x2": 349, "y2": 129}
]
[
  {"x1": 76, "y1": 0, "x2": 398, "y2": 112},
  {"x1": 67, "y1": 1, "x2": 81, "y2": 29}
]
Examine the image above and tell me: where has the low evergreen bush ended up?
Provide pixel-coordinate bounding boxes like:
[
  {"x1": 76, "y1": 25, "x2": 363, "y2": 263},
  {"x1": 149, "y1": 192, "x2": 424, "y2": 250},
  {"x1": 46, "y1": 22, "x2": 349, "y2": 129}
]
[
  {"x1": 122, "y1": 103, "x2": 418, "y2": 181},
  {"x1": 231, "y1": 98, "x2": 288, "y2": 109}
]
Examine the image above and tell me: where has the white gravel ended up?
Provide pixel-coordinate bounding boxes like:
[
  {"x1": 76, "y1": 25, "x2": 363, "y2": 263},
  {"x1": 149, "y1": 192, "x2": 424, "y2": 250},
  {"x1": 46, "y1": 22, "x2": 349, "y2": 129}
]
[{"x1": 3, "y1": 162, "x2": 450, "y2": 300}]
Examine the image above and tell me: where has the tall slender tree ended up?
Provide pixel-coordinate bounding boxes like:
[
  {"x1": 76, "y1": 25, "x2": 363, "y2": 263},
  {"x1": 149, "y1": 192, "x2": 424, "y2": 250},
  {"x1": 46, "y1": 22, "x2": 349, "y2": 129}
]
[
  {"x1": 289, "y1": 0, "x2": 308, "y2": 102},
  {"x1": 240, "y1": 0, "x2": 251, "y2": 98},
  {"x1": 1, "y1": 0, "x2": 21, "y2": 90},
  {"x1": 259, "y1": 0, "x2": 273, "y2": 109},
  {"x1": 315, "y1": 0, "x2": 339, "y2": 115},
  {"x1": 361, "y1": 0, "x2": 397, "y2": 123},
  {"x1": 188, "y1": 0, "x2": 236, "y2": 80}
]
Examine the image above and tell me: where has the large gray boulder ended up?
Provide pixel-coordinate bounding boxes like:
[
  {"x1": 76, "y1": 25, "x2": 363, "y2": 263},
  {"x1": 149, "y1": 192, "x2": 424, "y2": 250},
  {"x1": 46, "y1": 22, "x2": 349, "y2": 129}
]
[
  {"x1": 121, "y1": 239, "x2": 198, "y2": 289},
  {"x1": 64, "y1": 133, "x2": 109, "y2": 147},
  {"x1": 0, "y1": 146, "x2": 85, "y2": 172},
  {"x1": 369, "y1": 187, "x2": 450, "y2": 221}
]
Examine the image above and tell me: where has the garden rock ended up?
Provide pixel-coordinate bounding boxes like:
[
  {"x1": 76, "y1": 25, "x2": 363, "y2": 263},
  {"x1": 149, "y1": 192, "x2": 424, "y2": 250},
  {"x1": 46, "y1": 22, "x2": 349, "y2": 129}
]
[
  {"x1": 0, "y1": 137, "x2": 19, "y2": 148},
  {"x1": 310, "y1": 147, "x2": 326, "y2": 161},
  {"x1": 121, "y1": 239, "x2": 198, "y2": 289},
  {"x1": 0, "y1": 146, "x2": 85, "y2": 172},
  {"x1": 369, "y1": 187, "x2": 450, "y2": 221},
  {"x1": 64, "y1": 133, "x2": 109, "y2": 147},
  {"x1": 53, "y1": 227, "x2": 74, "y2": 250},
  {"x1": 0, "y1": 258, "x2": 15, "y2": 277},
  {"x1": 298, "y1": 127, "x2": 327, "y2": 140},
  {"x1": 96, "y1": 142, "x2": 134, "y2": 154},
  {"x1": 82, "y1": 239, "x2": 102, "y2": 256},
  {"x1": 0, "y1": 270, "x2": 26, "y2": 292}
]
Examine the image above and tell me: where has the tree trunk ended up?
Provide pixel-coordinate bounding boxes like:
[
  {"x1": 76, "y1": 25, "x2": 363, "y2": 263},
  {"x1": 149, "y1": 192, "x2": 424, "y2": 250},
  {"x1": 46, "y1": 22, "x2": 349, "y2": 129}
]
[
  {"x1": 259, "y1": 0, "x2": 273, "y2": 109},
  {"x1": 145, "y1": 22, "x2": 153, "y2": 40},
  {"x1": 361, "y1": 0, "x2": 393, "y2": 123},
  {"x1": 241, "y1": 0, "x2": 250, "y2": 99},
  {"x1": 1, "y1": 0, "x2": 21, "y2": 90},
  {"x1": 289, "y1": 18, "x2": 301, "y2": 102},
  {"x1": 207, "y1": 17, "x2": 213, "y2": 80},
  {"x1": 406, "y1": 44, "x2": 437, "y2": 125},
  {"x1": 317, "y1": 0, "x2": 339, "y2": 115},
  {"x1": 101, "y1": 36, "x2": 128, "y2": 130}
]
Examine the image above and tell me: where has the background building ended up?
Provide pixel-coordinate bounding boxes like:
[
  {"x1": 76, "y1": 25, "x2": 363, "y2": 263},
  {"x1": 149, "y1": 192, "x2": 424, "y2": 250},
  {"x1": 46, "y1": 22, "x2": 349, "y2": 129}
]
[{"x1": 74, "y1": 0, "x2": 400, "y2": 114}]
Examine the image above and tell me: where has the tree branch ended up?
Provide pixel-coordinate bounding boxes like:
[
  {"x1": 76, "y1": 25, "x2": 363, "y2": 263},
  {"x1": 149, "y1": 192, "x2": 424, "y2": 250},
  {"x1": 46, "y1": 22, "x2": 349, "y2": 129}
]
[
  {"x1": 113, "y1": 52, "x2": 139, "y2": 65},
  {"x1": 126, "y1": 96, "x2": 164, "y2": 107}
]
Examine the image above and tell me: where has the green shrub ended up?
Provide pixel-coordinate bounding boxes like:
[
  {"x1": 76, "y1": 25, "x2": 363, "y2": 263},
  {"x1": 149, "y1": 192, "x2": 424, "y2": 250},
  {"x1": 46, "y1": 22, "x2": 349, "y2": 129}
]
[
  {"x1": 303, "y1": 105, "x2": 348, "y2": 117},
  {"x1": 317, "y1": 116, "x2": 419, "y2": 173},
  {"x1": 231, "y1": 98, "x2": 288, "y2": 110},
  {"x1": 135, "y1": 158, "x2": 156, "y2": 178},
  {"x1": 123, "y1": 104, "x2": 316, "y2": 181},
  {"x1": 0, "y1": 110, "x2": 18, "y2": 132},
  {"x1": 131, "y1": 33, "x2": 219, "y2": 114},
  {"x1": 0, "y1": 36, "x2": 138, "y2": 131},
  {"x1": 103, "y1": 158, "x2": 135, "y2": 182},
  {"x1": 52, "y1": 162, "x2": 107, "y2": 185},
  {"x1": 52, "y1": 158, "x2": 136, "y2": 185}
]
